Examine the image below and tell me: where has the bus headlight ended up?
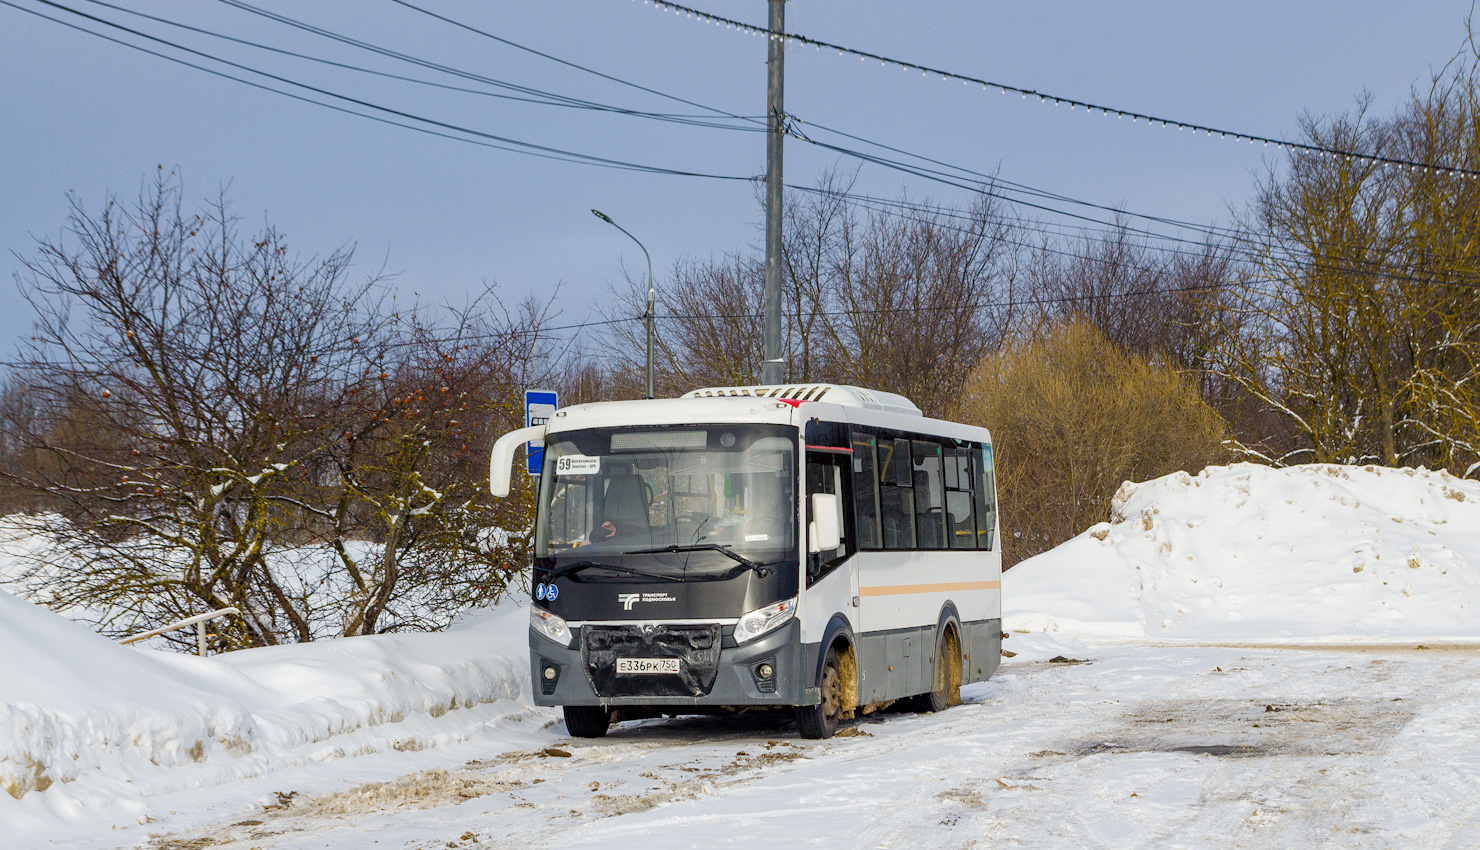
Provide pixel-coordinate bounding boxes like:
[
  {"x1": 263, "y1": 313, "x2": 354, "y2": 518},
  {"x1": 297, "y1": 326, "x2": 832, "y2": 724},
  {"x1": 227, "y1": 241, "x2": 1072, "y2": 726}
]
[
  {"x1": 531, "y1": 607, "x2": 573, "y2": 647},
  {"x1": 734, "y1": 597, "x2": 797, "y2": 645}
]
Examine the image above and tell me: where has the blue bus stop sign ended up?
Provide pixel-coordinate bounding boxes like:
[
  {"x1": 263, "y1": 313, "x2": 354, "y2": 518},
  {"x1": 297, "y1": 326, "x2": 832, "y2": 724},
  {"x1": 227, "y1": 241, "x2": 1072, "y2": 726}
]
[{"x1": 524, "y1": 389, "x2": 557, "y2": 475}]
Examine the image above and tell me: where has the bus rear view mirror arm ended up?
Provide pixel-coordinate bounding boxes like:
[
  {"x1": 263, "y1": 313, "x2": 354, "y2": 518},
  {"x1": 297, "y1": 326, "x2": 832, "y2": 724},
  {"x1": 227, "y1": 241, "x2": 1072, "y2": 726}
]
[
  {"x1": 489, "y1": 425, "x2": 546, "y2": 498},
  {"x1": 809, "y1": 493, "x2": 841, "y2": 553}
]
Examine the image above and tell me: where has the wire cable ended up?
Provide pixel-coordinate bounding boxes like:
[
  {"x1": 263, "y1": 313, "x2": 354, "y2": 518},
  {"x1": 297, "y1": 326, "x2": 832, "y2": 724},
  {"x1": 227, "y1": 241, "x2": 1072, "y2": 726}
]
[
  {"x1": 642, "y1": 0, "x2": 1480, "y2": 180},
  {"x1": 6, "y1": 0, "x2": 755, "y2": 180},
  {"x1": 73, "y1": 0, "x2": 761, "y2": 131},
  {"x1": 303, "y1": 0, "x2": 1276, "y2": 253},
  {"x1": 378, "y1": 0, "x2": 1272, "y2": 251},
  {"x1": 382, "y1": 0, "x2": 764, "y2": 129},
  {"x1": 8, "y1": 1, "x2": 1463, "y2": 298}
]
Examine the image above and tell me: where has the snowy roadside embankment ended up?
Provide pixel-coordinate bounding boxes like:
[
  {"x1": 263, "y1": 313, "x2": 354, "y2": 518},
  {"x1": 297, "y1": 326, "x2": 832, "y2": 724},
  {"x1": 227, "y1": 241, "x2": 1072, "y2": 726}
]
[
  {"x1": 1004, "y1": 463, "x2": 1480, "y2": 642},
  {"x1": 0, "y1": 590, "x2": 536, "y2": 834}
]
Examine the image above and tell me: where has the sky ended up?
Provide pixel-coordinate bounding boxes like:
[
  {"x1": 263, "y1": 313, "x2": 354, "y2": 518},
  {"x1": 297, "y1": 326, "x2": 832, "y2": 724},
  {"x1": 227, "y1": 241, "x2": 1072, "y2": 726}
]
[{"x1": 2, "y1": 0, "x2": 1474, "y2": 356}]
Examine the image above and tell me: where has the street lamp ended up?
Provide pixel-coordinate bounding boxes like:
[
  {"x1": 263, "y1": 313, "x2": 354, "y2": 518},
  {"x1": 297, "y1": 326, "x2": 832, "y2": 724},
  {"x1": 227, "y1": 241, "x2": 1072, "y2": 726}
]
[{"x1": 592, "y1": 209, "x2": 656, "y2": 400}]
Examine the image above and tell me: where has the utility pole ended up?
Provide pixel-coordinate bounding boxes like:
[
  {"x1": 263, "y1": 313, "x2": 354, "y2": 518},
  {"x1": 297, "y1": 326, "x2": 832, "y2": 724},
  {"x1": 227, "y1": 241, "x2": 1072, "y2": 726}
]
[{"x1": 762, "y1": 0, "x2": 785, "y2": 385}]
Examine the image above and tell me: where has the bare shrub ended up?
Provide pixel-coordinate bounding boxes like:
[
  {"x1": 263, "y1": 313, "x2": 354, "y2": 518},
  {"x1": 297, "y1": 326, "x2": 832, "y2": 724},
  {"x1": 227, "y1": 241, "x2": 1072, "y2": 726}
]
[{"x1": 952, "y1": 320, "x2": 1228, "y2": 565}]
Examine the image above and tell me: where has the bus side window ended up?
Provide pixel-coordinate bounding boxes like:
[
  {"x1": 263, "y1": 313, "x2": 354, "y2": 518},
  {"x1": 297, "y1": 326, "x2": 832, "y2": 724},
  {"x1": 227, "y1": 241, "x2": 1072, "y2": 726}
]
[
  {"x1": 912, "y1": 441, "x2": 947, "y2": 549},
  {"x1": 974, "y1": 442, "x2": 997, "y2": 551},
  {"x1": 807, "y1": 453, "x2": 851, "y2": 582},
  {"x1": 879, "y1": 438, "x2": 916, "y2": 549},
  {"x1": 946, "y1": 446, "x2": 977, "y2": 549},
  {"x1": 851, "y1": 433, "x2": 881, "y2": 549}
]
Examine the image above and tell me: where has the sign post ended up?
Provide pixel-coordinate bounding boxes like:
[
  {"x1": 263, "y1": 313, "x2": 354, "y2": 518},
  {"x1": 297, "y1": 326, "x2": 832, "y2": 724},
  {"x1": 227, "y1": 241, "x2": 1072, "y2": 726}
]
[{"x1": 524, "y1": 389, "x2": 557, "y2": 476}]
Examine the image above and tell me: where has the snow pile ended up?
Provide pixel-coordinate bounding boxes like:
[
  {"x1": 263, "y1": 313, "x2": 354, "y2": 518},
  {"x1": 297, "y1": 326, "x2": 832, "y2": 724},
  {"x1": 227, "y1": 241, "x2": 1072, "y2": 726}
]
[
  {"x1": 1004, "y1": 463, "x2": 1480, "y2": 642},
  {"x1": 0, "y1": 589, "x2": 534, "y2": 830}
]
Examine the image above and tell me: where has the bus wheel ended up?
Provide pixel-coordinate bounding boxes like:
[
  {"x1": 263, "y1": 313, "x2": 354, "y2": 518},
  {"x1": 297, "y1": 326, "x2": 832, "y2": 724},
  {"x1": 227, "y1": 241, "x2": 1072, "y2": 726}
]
[
  {"x1": 563, "y1": 705, "x2": 611, "y2": 738},
  {"x1": 915, "y1": 628, "x2": 962, "y2": 713},
  {"x1": 797, "y1": 646, "x2": 842, "y2": 739}
]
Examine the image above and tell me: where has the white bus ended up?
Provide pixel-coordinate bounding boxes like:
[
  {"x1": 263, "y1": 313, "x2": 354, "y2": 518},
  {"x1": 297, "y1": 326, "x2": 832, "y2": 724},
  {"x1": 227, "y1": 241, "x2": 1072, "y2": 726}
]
[{"x1": 488, "y1": 383, "x2": 1002, "y2": 739}]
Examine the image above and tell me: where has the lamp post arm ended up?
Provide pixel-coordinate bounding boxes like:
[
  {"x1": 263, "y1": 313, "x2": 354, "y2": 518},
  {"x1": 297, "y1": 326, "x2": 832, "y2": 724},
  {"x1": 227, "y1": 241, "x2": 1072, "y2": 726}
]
[{"x1": 592, "y1": 210, "x2": 657, "y2": 399}]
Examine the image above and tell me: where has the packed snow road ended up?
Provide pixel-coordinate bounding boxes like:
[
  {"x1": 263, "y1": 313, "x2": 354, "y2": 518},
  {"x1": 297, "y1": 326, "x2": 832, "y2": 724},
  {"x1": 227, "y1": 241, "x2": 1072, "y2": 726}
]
[{"x1": 138, "y1": 639, "x2": 1480, "y2": 850}]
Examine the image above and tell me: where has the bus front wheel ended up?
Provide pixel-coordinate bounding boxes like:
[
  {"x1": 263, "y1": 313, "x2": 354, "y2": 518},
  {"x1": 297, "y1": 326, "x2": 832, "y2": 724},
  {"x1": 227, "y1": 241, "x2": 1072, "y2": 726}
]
[
  {"x1": 563, "y1": 705, "x2": 611, "y2": 738},
  {"x1": 797, "y1": 646, "x2": 843, "y2": 739}
]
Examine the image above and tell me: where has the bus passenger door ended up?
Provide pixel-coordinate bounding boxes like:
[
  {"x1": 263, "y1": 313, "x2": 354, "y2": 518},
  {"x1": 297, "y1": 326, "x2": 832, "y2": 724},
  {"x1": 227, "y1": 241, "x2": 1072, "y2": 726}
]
[{"x1": 804, "y1": 450, "x2": 856, "y2": 648}]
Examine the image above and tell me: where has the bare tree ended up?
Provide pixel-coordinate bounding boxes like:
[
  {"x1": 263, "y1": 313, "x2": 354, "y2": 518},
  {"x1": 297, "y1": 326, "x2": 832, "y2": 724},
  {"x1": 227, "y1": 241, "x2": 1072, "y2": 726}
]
[
  {"x1": 1, "y1": 172, "x2": 541, "y2": 646},
  {"x1": 812, "y1": 190, "x2": 1019, "y2": 416},
  {"x1": 314, "y1": 297, "x2": 547, "y2": 636},
  {"x1": 599, "y1": 177, "x2": 1022, "y2": 416},
  {"x1": 1220, "y1": 61, "x2": 1480, "y2": 474}
]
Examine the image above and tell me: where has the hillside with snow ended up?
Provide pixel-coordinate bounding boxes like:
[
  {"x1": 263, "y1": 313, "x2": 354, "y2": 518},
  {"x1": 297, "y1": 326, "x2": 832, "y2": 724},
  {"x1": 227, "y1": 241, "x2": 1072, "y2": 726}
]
[{"x1": 1003, "y1": 463, "x2": 1480, "y2": 642}]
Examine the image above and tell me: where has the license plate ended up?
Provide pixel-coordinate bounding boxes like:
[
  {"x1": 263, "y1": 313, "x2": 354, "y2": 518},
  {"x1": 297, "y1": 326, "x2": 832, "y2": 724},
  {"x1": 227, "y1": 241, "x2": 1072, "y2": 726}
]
[{"x1": 617, "y1": 657, "x2": 680, "y2": 674}]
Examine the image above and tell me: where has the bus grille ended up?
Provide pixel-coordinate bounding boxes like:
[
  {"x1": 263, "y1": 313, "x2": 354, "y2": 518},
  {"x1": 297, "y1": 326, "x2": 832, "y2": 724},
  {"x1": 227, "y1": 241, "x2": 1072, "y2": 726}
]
[{"x1": 581, "y1": 624, "x2": 722, "y2": 698}]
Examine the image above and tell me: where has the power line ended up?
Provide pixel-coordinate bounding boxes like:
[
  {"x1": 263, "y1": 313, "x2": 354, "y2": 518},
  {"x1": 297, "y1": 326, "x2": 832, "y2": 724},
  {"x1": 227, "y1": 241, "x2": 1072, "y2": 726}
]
[
  {"x1": 807, "y1": 183, "x2": 1480, "y2": 294},
  {"x1": 374, "y1": 1, "x2": 1284, "y2": 256},
  {"x1": 795, "y1": 116, "x2": 1245, "y2": 243},
  {"x1": 6, "y1": 0, "x2": 755, "y2": 181},
  {"x1": 72, "y1": 0, "x2": 762, "y2": 132},
  {"x1": 9, "y1": 0, "x2": 1467, "y2": 297},
  {"x1": 382, "y1": 0, "x2": 764, "y2": 129},
  {"x1": 383, "y1": 0, "x2": 1239, "y2": 243},
  {"x1": 384, "y1": 0, "x2": 1468, "y2": 287},
  {"x1": 642, "y1": 0, "x2": 1480, "y2": 180},
  {"x1": 785, "y1": 185, "x2": 1217, "y2": 279},
  {"x1": 297, "y1": 0, "x2": 1272, "y2": 253},
  {"x1": 79, "y1": 0, "x2": 1217, "y2": 249},
  {"x1": 652, "y1": 277, "x2": 1283, "y2": 324}
]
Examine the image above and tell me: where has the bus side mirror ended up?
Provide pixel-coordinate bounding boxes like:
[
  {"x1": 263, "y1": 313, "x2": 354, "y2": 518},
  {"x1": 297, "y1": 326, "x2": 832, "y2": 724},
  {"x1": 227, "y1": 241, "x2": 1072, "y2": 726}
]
[
  {"x1": 489, "y1": 425, "x2": 546, "y2": 498},
  {"x1": 809, "y1": 493, "x2": 841, "y2": 553}
]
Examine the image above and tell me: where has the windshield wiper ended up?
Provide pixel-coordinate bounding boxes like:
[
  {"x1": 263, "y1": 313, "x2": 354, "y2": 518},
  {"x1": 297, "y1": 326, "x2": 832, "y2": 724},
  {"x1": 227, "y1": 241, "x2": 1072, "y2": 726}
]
[
  {"x1": 545, "y1": 560, "x2": 683, "y2": 582},
  {"x1": 624, "y1": 544, "x2": 775, "y2": 578}
]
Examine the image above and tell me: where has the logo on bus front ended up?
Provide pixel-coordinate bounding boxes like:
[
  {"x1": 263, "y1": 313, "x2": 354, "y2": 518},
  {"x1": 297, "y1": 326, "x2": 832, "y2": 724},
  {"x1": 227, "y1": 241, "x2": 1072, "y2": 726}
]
[{"x1": 618, "y1": 592, "x2": 676, "y2": 610}]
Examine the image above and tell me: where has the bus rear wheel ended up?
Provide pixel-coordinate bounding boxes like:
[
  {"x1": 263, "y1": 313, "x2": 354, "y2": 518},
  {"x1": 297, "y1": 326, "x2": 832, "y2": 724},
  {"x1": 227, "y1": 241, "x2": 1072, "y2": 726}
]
[
  {"x1": 910, "y1": 628, "x2": 962, "y2": 713},
  {"x1": 797, "y1": 646, "x2": 843, "y2": 739},
  {"x1": 563, "y1": 705, "x2": 611, "y2": 738}
]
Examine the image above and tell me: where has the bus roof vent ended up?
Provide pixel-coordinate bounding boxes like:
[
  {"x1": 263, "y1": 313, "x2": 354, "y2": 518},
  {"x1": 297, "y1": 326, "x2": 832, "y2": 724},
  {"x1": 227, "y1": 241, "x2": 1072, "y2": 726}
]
[{"x1": 680, "y1": 383, "x2": 922, "y2": 416}]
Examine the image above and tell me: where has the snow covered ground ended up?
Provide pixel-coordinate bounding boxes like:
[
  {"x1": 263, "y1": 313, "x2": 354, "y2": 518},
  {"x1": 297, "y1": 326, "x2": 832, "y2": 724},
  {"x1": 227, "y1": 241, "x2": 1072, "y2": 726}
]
[
  {"x1": 22, "y1": 636, "x2": 1480, "y2": 849},
  {"x1": 0, "y1": 590, "x2": 542, "y2": 847},
  {"x1": 4, "y1": 462, "x2": 1480, "y2": 848}
]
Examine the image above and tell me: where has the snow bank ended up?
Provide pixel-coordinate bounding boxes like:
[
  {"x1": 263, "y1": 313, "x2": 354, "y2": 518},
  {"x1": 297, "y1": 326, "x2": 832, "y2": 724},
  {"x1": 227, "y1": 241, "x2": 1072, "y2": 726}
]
[
  {"x1": 1003, "y1": 463, "x2": 1480, "y2": 643},
  {"x1": 0, "y1": 589, "x2": 534, "y2": 831}
]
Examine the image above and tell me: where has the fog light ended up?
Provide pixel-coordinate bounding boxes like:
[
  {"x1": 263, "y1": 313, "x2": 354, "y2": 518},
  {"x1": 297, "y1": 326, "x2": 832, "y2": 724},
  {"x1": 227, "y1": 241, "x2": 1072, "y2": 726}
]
[
  {"x1": 539, "y1": 661, "x2": 561, "y2": 696},
  {"x1": 751, "y1": 657, "x2": 778, "y2": 693}
]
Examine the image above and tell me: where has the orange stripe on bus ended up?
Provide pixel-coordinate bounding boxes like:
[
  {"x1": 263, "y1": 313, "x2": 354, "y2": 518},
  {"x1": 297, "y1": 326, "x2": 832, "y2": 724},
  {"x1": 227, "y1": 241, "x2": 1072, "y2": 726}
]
[{"x1": 858, "y1": 580, "x2": 1001, "y2": 597}]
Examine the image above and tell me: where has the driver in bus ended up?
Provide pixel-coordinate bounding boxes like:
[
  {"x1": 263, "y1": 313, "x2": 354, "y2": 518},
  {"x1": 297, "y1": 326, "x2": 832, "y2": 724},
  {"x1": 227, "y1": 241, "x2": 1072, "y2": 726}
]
[{"x1": 586, "y1": 519, "x2": 619, "y2": 543}]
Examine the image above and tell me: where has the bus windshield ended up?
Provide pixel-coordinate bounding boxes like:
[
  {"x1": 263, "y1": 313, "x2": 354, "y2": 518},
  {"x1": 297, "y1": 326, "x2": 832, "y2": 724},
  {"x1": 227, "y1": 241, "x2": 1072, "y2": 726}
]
[{"x1": 535, "y1": 425, "x2": 797, "y2": 572}]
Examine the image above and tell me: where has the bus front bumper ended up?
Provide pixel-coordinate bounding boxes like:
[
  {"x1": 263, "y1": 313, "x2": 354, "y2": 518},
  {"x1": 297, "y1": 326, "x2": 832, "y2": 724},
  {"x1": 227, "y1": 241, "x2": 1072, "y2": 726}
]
[{"x1": 528, "y1": 619, "x2": 817, "y2": 708}]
